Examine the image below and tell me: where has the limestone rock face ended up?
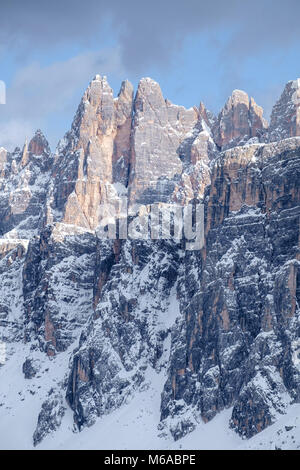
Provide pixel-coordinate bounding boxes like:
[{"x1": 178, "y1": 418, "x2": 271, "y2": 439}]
[
  {"x1": 0, "y1": 147, "x2": 8, "y2": 177},
  {"x1": 0, "y1": 239, "x2": 27, "y2": 344},
  {"x1": 171, "y1": 112, "x2": 217, "y2": 204},
  {"x1": 28, "y1": 130, "x2": 51, "y2": 157},
  {"x1": 268, "y1": 79, "x2": 300, "y2": 141},
  {"x1": 50, "y1": 76, "x2": 214, "y2": 229},
  {"x1": 0, "y1": 130, "x2": 53, "y2": 239},
  {"x1": 128, "y1": 78, "x2": 199, "y2": 206},
  {"x1": 22, "y1": 358, "x2": 39, "y2": 379},
  {"x1": 33, "y1": 389, "x2": 66, "y2": 447},
  {"x1": 161, "y1": 138, "x2": 300, "y2": 439},
  {"x1": 66, "y1": 138, "x2": 300, "y2": 441},
  {"x1": 0, "y1": 77, "x2": 300, "y2": 448},
  {"x1": 66, "y1": 238, "x2": 181, "y2": 429},
  {"x1": 212, "y1": 90, "x2": 268, "y2": 150},
  {"x1": 49, "y1": 76, "x2": 134, "y2": 230},
  {"x1": 22, "y1": 224, "x2": 97, "y2": 356}
]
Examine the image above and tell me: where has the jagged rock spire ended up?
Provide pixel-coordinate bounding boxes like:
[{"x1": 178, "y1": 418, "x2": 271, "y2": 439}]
[
  {"x1": 0, "y1": 146, "x2": 7, "y2": 176},
  {"x1": 28, "y1": 129, "x2": 50, "y2": 156},
  {"x1": 51, "y1": 75, "x2": 134, "y2": 230},
  {"x1": 21, "y1": 137, "x2": 29, "y2": 167},
  {"x1": 268, "y1": 79, "x2": 300, "y2": 141},
  {"x1": 128, "y1": 77, "x2": 199, "y2": 205},
  {"x1": 212, "y1": 89, "x2": 267, "y2": 150}
]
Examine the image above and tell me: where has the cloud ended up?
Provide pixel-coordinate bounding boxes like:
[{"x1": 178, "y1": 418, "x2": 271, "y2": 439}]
[
  {"x1": 0, "y1": 1, "x2": 300, "y2": 73},
  {"x1": 0, "y1": 0, "x2": 299, "y2": 149},
  {"x1": 0, "y1": 0, "x2": 300, "y2": 72},
  {"x1": 0, "y1": 47, "x2": 124, "y2": 150}
]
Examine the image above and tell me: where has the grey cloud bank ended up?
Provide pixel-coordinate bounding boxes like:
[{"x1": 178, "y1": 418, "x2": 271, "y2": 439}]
[
  {"x1": 0, "y1": 0, "x2": 300, "y2": 149},
  {"x1": 1, "y1": 0, "x2": 300, "y2": 72}
]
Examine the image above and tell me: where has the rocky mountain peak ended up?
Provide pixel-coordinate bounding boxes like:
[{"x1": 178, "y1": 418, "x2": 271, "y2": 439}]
[
  {"x1": 0, "y1": 147, "x2": 7, "y2": 176},
  {"x1": 198, "y1": 101, "x2": 216, "y2": 128},
  {"x1": 231, "y1": 88, "x2": 249, "y2": 104},
  {"x1": 88, "y1": 74, "x2": 112, "y2": 101},
  {"x1": 268, "y1": 78, "x2": 300, "y2": 141},
  {"x1": 118, "y1": 79, "x2": 134, "y2": 98},
  {"x1": 129, "y1": 77, "x2": 200, "y2": 205},
  {"x1": 134, "y1": 77, "x2": 165, "y2": 115},
  {"x1": 28, "y1": 129, "x2": 51, "y2": 156},
  {"x1": 212, "y1": 89, "x2": 267, "y2": 150},
  {"x1": 114, "y1": 79, "x2": 134, "y2": 126},
  {"x1": 0, "y1": 75, "x2": 300, "y2": 449},
  {"x1": 20, "y1": 130, "x2": 50, "y2": 168},
  {"x1": 49, "y1": 75, "x2": 134, "y2": 230}
]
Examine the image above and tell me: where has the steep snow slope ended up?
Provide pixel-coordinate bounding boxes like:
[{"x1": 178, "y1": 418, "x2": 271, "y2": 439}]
[{"x1": 0, "y1": 346, "x2": 299, "y2": 449}]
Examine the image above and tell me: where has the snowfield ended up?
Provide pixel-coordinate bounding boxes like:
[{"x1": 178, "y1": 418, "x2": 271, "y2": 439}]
[{"x1": 0, "y1": 344, "x2": 299, "y2": 450}]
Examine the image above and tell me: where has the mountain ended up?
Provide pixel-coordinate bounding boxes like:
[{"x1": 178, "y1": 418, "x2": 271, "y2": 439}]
[
  {"x1": 0, "y1": 76, "x2": 299, "y2": 449},
  {"x1": 212, "y1": 89, "x2": 268, "y2": 150},
  {"x1": 268, "y1": 79, "x2": 300, "y2": 142}
]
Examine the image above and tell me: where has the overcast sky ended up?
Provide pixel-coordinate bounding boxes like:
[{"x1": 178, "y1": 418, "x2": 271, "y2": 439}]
[{"x1": 0, "y1": 0, "x2": 299, "y2": 150}]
